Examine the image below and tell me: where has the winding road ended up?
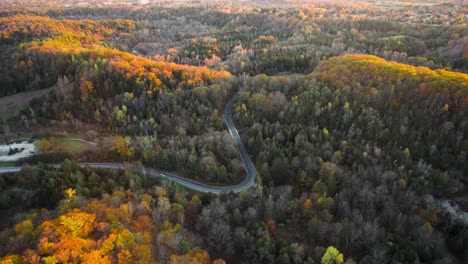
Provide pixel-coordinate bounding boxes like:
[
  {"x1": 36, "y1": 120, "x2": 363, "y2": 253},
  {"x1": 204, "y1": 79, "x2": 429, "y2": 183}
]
[{"x1": 0, "y1": 95, "x2": 257, "y2": 194}]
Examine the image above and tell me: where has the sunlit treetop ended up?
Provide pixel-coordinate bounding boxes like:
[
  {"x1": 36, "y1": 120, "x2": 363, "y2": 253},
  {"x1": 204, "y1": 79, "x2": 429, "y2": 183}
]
[
  {"x1": 3, "y1": 14, "x2": 230, "y2": 98},
  {"x1": 311, "y1": 54, "x2": 468, "y2": 110},
  {"x1": 0, "y1": 15, "x2": 118, "y2": 42}
]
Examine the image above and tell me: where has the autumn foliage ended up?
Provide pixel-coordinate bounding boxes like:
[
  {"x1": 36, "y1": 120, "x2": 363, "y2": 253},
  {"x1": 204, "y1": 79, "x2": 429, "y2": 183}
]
[
  {"x1": 0, "y1": 15, "x2": 114, "y2": 42},
  {"x1": 310, "y1": 54, "x2": 468, "y2": 110},
  {"x1": 0, "y1": 14, "x2": 230, "y2": 97},
  {"x1": 0, "y1": 189, "x2": 213, "y2": 264}
]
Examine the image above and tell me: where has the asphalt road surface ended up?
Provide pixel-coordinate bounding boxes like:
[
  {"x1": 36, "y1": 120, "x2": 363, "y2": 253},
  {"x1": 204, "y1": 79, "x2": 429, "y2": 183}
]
[{"x1": 0, "y1": 94, "x2": 257, "y2": 194}]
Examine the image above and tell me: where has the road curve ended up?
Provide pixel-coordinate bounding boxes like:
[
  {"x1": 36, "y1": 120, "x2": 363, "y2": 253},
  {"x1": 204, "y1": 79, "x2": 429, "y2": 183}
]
[{"x1": 0, "y1": 94, "x2": 257, "y2": 194}]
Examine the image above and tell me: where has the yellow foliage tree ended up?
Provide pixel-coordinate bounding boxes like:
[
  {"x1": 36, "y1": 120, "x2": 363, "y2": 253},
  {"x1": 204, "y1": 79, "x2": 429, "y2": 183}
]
[
  {"x1": 65, "y1": 188, "x2": 76, "y2": 199},
  {"x1": 81, "y1": 250, "x2": 111, "y2": 264},
  {"x1": 0, "y1": 255, "x2": 23, "y2": 264},
  {"x1": 58, "y1": 209, "x2": 96, "y2": 237},
  {"x1": 112, "y1": 136, "x2": 134, "y2": 157},
  {"x1": 303, "y1": 199, "x2": 313, "y2": 215},
  {"x1": 117, "y1": 249, "x2": 133, "y2": 263},
  {"x1": 14, "y1": 219, "x2": 34, "y2": 235},
  {"x1": 169, "y1": 247, "x2": 210, "y2": 264},
  {"x1": 80, "y1": 80, "x2": 94, "y2": 101},
  {"x1": 321, "y1": 246, "x2": 344, "y2": 264},
  {"x1": 42, "y1": 255, "x2": 58, "y2": 264},
  {"x1": 37, "y1": 137, "x2": 56, "y2": 152}
]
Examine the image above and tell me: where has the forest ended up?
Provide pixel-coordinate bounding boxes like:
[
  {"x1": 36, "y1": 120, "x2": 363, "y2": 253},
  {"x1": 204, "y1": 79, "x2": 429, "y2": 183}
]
[{"x1": 0, "y1": 0, "x2": 467, "y2": 264}]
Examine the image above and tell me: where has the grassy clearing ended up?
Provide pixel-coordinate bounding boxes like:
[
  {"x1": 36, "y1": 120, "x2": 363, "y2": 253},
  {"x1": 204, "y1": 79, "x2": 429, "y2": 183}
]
[{"x1": 55, "y1": 139, "x2": 94, "y2": 154}]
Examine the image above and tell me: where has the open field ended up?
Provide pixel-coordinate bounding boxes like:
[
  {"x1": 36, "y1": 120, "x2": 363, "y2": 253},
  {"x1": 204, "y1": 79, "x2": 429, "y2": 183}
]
[{"x1": 54, "y1": 139, "x2": 96, "y2": 154}]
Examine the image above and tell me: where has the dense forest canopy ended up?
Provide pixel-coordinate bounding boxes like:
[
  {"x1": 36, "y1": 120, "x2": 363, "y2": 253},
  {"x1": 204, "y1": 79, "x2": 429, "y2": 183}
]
[{"x1": 0, "y1": 1, "x2": 467, "y2": 264}]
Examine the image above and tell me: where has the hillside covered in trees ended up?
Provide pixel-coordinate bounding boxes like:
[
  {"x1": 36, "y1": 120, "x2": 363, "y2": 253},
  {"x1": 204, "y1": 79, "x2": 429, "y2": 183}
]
[
  {"x1": 310, "y1": 54, "x2": 467, "y2": 173},
  {"x1": 0, "y1": 1, "x2": 467, "y2": 264}
]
